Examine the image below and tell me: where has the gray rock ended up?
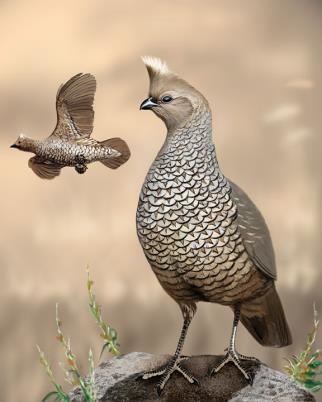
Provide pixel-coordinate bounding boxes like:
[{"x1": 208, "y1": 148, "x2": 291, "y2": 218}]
[{"x1": 69, "y1": 352, "x2": 315, "y2": 402}]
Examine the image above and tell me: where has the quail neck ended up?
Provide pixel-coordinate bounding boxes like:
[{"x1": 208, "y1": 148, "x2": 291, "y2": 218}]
[
  {"x1": 167, "y1": 103, "x2": 213, "y2": 141},
  {"x1": 155, "y1": 104, "x2": 220, "y2": 176}
]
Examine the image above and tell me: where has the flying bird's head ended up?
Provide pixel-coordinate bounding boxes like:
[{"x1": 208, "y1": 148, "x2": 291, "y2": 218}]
[
  {"x1": 10, "y1": 134, "x2": 35, "y2": 152},
  {"x1": 140, "y1": 56, "x2": 209, "y2": 132}
]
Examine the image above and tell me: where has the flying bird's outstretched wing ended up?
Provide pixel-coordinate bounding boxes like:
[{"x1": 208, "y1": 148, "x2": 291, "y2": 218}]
[
  {"x1": 229, "y1": 181, "x2": 277, "y2": 280},
  {"x1": 28, "y1": 157, "x2": 61, "y2": 179},
  {"x1": 51, "y1": 73, "x2": 96, "y2": 140}
]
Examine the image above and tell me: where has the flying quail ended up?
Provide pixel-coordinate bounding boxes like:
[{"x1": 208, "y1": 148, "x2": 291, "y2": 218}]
[
  {"x1": 136, "y1": 57, "x2": 292, "y2": 394},
  {"x1": 11, "y1": 73, "x2": 130, "y2": 179}
]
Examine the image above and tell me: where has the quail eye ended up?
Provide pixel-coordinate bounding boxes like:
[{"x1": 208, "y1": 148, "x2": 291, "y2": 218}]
[{"x1": 162, "y1": 95, "x2": 173, "y2": 103}]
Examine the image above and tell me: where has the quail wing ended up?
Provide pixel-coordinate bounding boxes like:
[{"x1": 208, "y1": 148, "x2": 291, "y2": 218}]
[
  {"x1": 28, "y1": 156, "x2": 62, "y2": 179},
  {"x1": 229, "y1": 181, "x2": 277, "y2": 280},
  {"x1": 51, "y1": 73, "x2": 96, "y2": 140}
]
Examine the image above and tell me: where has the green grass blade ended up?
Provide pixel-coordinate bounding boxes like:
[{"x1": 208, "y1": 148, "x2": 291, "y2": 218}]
[
  {"x1": 309, "y1": 361, "x2": 322, "y2": 369},
  {"x1": 42, "y1": 391, "x2": 59, "y2": 402}
]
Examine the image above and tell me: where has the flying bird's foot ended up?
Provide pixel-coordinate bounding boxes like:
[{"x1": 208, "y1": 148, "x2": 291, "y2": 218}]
[
  {"x1": 75, "y1": 164, "x2": 88, "y2": 174},
  {"x1": 210, "y1": 350, "x2": 257, "y2": 383},
  {"x1": 141, "y1": 356, "x2": 199, "y2": 395},
  {"x1": 75, "y1": 154, "x2": 88, "y2": 174}
]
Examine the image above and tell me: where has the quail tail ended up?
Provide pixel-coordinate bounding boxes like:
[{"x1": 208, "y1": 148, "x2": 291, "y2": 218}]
[
  {"x1": 240, "y1": 286, "x2": 292, "y2": 347},
  {"x1": 100, "y1": 137, "x2": 130, "y2": 169}
]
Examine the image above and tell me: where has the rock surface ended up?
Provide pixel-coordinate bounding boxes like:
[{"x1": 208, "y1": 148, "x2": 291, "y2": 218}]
[{"x1": 69, "y1": 352, "x2": 315, "y2": 402}]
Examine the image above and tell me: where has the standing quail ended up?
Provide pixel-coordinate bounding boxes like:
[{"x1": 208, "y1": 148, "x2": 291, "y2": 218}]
[{"x1": 136, "y1": 57, "x2": 292, "y2": 394}]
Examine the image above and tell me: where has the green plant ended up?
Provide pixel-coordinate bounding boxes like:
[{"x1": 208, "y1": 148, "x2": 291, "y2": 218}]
[
  {"x1": 37, "y1": 270, "x2": 120, "y2": 402},
  {"x1": 37, "y1": 345, "x2": 70, "y2": 402},
  {"x1": 87, "y1": 269, "x2": 120, "y2": 358},
  {"x1": 56, "y1": 304, "x2": 97, "y2": 401},
  {"x1": 285, "y1": 305, "x2": 322, "y2": 392}
]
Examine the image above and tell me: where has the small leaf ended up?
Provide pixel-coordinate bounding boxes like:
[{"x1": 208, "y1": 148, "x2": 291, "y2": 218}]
[
  {"x1": 311, "y1": 385, "x2": 322, "y2": 392},
  {"x1": 42, "y1": 391, "x2": 59, "y2": 402},
  {"x1": 305, "y1": 369, "x2": 317, "y2": 377},
  {"x1": 304, "y1": 378, "x2": 322, "y2": 388},
  {"x1": 310, "y1": 351, "x2": 321, "y2": 360},
  {"x1": 99, "y1": 342, "x2": 110, "y2": 360},
  {"x1": 308, "y1": 360, "x2": 322, "y2": 368}
]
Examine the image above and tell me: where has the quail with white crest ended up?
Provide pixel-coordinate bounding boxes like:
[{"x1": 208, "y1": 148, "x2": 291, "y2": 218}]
[{"x1": 136, "y1": 57, "x2": 292, "y2": 394}]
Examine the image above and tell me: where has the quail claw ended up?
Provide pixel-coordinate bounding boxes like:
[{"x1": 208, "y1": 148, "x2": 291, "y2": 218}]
[
  {"x1": 141, "y1": 355, "x2": 198, "y2": 395},
  {"x1": 210, "y1": 349, "x2": 252, "y2": 382}
]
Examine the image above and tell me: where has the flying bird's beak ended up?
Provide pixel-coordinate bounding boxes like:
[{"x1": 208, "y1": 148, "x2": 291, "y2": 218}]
[
  {"x1": 140, "y1": 97, "x2": 158, "y2": 110},
  {"x1": 10, "y1": 144, "x2": 18, "y2": 148}
]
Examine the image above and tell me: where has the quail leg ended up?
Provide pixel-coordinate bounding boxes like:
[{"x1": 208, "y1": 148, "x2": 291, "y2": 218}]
[
  {"x1": 210, "y1": 304, "x2": 258, "y2": 383},
  {"x1": 75, "y1": 154, "x2": 88, "y2": 174},
  {"x1": 142, "y1": 304, "x2": 199, "y2": 395}
]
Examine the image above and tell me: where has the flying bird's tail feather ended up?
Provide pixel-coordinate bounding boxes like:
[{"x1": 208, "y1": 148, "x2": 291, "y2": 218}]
[
  {"x1": 240, "y1": 286, "x2": 292, "y2": 347},
  {"x1": 100, "y1": 137, "x2": 130, "y2": 169}
]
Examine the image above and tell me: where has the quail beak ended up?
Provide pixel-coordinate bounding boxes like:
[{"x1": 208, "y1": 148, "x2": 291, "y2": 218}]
[
  {"x1": 140, "y1": 97, "x2": 158, "y2": 110},
  {"x1": 10, "y1": 144, "x2": 18, "y2": 148}
]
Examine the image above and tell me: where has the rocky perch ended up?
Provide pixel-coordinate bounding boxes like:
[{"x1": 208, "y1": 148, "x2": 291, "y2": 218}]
[{"x1": 70, "y1": 352, "x2": 315, "y2": 402}]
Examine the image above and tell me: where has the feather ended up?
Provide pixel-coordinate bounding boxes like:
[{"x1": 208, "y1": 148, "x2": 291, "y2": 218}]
[
  {"x1": 28, "y1": 157, "x2": 62, "y2": 179},
  {"x1": 229, "y1": 181, "x2": 277, "y2": 280},
  {"x1": 51, "y1": 73, "x2": 96, "y2": 140},
  {"x1": 99, "y1": 138, "x2": 131, "y2": 169},
  {"x1": 141, "y1": 56, "x2": 170, "y2": 79},
  {"x1": 240, "y1": 286, "x2": 292, "y2": 347}
]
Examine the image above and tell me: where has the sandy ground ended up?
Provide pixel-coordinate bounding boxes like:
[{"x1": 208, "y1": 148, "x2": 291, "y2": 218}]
[{"x1": 0, "y1": 1, "x2": 321, "y2": 401}]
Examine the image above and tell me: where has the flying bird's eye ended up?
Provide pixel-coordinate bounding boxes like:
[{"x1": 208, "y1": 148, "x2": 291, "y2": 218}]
[{"x1": 162, "y1": 95, "x2": 173, "y2": 103}]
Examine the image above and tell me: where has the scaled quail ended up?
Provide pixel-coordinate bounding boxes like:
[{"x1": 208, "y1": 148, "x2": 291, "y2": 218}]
[
  {"x1": 136, "y1": 57, "x2": 292, "y2": 394},
  {"x1": 11, "y1": 73, "x2": 130, "y2": 179}
]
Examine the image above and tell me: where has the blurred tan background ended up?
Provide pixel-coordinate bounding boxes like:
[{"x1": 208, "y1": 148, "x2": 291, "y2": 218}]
[{"x1": 0, "y1": 0, "x2": 321, "y2": 401}]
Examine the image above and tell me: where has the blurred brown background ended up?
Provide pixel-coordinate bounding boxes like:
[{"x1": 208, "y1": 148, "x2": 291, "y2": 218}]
[{"x1": 0, "y1": 0, "x2": 321, "y2": 401}]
